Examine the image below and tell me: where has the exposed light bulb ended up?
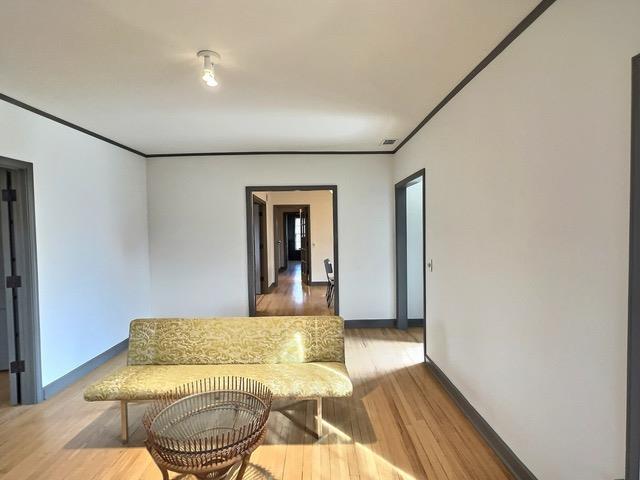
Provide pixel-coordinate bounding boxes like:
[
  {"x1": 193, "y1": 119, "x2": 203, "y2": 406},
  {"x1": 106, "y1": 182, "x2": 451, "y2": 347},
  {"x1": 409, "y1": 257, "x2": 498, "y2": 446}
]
[
  {"x1": 197, "y1": 50, "x2": 221, "y2": 88},
  {"x1": 202, "y1": 68, "x2": 218, "y2": 87}
]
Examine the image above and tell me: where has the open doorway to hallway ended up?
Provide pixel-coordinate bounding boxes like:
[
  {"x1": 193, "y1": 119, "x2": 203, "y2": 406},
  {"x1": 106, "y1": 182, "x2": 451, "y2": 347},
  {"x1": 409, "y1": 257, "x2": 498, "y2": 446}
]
[
  {"x1": 246, "y1": 186, "x2": 338, "y2": 316},
  {"x1": 395, "y1": 169, "x2": 426, "y2": 356}
]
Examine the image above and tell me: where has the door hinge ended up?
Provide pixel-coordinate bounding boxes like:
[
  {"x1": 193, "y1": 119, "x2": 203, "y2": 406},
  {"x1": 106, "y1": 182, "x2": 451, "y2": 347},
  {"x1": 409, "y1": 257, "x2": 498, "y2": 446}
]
[
  {"x1": 1, "y1": 189, "x2": 16, "y2": 202},
  {"x1": 6, "y1": 275, "x2": 21, "y2": 288},
  {"x1": 10, "y1": 360, "x2": 25, "y2": 374}
]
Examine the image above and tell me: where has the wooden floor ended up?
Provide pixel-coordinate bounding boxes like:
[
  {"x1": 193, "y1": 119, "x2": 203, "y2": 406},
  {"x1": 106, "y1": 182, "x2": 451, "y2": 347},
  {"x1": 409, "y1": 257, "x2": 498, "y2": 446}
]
[
  {"x1": 0, "y1": 328, "x2": 512, "y2": 480},
  {"x1": 256, "y1": 262, "x2": 333, "y2": 316}
]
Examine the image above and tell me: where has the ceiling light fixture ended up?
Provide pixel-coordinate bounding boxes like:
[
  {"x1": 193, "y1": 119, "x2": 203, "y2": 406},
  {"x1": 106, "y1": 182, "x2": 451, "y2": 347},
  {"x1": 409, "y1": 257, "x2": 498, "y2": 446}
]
[{"x1": 197, "y1": 50, "x2": 221, "y2": 87}]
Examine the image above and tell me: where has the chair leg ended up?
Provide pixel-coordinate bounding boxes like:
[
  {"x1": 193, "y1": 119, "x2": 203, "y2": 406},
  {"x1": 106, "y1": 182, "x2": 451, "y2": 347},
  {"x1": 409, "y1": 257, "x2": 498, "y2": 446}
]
[
  {"x1": 326, "y1": 284, "x2": 333, "y2": 307},
  {"x1": 315, "y1": 397, "x2": 323, "y2": 437},
  {"x1": 120, "y1": 400, "x2": 129, "y2": 443}
]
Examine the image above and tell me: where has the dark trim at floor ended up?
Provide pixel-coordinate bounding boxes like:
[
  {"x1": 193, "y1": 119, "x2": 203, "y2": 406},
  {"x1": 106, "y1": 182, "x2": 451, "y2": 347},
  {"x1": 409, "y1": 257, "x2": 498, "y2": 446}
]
[
  {"x1": 42, "y1": 339, "x2": 128, "y2": 400},
  {"x1": 309, "y1": 281, "x2": 329, "y2": 287},
  {"x1": 425, "y1": 355, "x2": 537, "y2": 480},
  {"x1": 345, "y1": 318, "x2": 423, "y2": 328}
]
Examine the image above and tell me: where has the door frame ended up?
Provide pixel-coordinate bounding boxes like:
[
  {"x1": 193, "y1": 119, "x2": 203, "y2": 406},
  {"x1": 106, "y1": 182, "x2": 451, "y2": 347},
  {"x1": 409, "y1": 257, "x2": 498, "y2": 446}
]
[
  {"x1": 627, "y1": 52, "x2": 640, "y2": 480},
  {"x1": 246, "y1": 185, "x2": 338, "y2": 316},
  {"x1": 0, "y1": 156, "x2": 42, "y2": 404},
  {"x1": 395, "y1": 169, "x2": 426, "y2": 352},
  {"x1": 251, "y1": 195, "x2": 269, "y2": 295},
  {"x1": 272, "y1": 204, "x2": 311, "y2": 287}
]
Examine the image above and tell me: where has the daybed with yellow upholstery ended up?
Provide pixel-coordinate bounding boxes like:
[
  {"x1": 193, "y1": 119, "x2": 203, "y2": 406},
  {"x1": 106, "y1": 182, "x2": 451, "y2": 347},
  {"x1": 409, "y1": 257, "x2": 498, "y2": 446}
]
[{"x1": 84, "y1": 316, "x2": 352, "y2": 442}]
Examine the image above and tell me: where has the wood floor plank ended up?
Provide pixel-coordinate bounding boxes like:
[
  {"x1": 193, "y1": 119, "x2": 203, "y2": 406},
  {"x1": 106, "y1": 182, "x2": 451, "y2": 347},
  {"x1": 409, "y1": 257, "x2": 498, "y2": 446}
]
[{"x1": 0, "y1": 328, "x2": 513, "y2": 479}]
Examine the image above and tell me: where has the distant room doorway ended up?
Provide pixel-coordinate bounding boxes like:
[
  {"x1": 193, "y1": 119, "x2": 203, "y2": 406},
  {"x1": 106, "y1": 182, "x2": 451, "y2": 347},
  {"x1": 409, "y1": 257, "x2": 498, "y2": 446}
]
[
  {"x1": 246, "y1": 186, "x2": 338, "y2": 317},
  {"x1": 277, "y1": 206, "x2": 310, "y2": 286},
  {"x1": 395, "y1": 169, "x2": 426, "y2": 354}
]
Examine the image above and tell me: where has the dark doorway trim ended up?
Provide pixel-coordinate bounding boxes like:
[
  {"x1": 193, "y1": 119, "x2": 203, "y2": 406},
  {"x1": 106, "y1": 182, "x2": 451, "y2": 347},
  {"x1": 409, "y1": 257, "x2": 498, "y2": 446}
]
[
  {"x1": 251, "y1": 195, "x2": 269, "y2": 294},
  {"x1": 0, "y1": 156, "x2": 42, "y2": 404},
  {"x1": 395, "y1": 169, "x2": 426, "y2": 352},
  {"x1": 272, "y1": 204, "x2": 311, "y2": 287},
  {"x1": 245, "y1": 185, "x2": 338, "y2": 316},
  {"x1": 627, "y1": 52, "x2": 640, "y2": 480}
]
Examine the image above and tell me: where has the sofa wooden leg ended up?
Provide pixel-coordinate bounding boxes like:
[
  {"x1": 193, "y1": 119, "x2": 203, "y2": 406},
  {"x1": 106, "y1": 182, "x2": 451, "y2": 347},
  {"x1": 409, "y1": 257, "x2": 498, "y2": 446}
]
[
  {"x1": 120, "y1": 400, "x2": 129, "y2": 443},
  {"x1": 315, "y1": 397, "x2": 323, "y2": 437}
]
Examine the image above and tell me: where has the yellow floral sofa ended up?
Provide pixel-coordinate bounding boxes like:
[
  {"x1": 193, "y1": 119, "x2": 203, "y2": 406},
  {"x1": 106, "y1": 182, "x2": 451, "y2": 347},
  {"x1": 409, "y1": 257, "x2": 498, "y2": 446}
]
[{"x1": 84, "y1": 316, "x2": 352, "y2": 441}]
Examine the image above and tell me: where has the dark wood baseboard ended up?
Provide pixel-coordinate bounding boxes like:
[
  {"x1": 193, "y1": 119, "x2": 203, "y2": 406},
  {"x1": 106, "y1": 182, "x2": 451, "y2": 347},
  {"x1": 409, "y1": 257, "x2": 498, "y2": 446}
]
[
  {"x1": 344, "y1": 318, "x2": 423, "y2": 328},
  {"x1": 43, "y1": 339, "x2": 129, "y2": 400},
  {"x1": 425, "y1": 355, "x2": 537, "y2": 480},
  {"x1": 309, "y1": 281, "x2": 329, "y2": 287},
  {"x1": 345, "y1": 319, "x2": 395, "y2": 328}
]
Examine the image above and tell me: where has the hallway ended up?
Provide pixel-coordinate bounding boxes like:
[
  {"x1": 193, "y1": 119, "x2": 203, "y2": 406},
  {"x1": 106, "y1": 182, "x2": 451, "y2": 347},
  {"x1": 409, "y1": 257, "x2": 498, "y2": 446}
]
[{"x1": 256, "y1": 261, "x2": 333, "y2": 316}]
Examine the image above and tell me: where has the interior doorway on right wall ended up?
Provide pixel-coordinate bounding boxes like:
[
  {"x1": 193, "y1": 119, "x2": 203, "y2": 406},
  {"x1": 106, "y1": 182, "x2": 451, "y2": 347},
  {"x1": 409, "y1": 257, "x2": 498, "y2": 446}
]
[{"x1": 395, "y1": 169, "x2": 426, "y2": 356}]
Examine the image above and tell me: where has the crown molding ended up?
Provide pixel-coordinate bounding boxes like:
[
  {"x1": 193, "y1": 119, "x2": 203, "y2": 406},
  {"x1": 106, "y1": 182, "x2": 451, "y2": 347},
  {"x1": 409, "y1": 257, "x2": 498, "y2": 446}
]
[
  {"x1": 0, "y1": 93, "x2": 146, "y2": 157},
  {"x1": 1, "y1": 0, "x2": 555, "y2": 159},
  {"x1": 393, "y1": 0, "x2": 556, "y2": 153},
  {"x1": 145, "y1": 150, "x2": 391, "y2": 158}
]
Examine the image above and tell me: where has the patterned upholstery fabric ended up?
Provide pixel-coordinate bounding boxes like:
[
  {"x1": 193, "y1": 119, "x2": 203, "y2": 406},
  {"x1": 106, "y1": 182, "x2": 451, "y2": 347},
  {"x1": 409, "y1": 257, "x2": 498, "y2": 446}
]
[
  {"x1": 127, "y1": 316, "x2": 345, "y2": 365},
  {"x1": 83, "y1": 362, "x2": 352, "y2": 401},
  {"x1": 84, "y1": 316, "x2": 351, "y2": 402}
]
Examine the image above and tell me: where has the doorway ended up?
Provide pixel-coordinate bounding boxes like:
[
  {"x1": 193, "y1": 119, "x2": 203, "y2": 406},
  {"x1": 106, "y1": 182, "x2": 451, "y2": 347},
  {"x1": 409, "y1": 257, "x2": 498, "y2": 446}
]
[
  {"x1": 0, "y1": 157, "x2": 41, "y2": 406},
  {"x1": 395, "y1": 169, "x2": 426, "y2": 354},
  {"x1": 273, "y1": 205, "x2": 311, "y2": 288},
  {"x1": 627, "y1": 52, "x2": 640, "y2": 480},
  {"x1": 246, "y1": 186, "x2": 338, "y2": 316}
]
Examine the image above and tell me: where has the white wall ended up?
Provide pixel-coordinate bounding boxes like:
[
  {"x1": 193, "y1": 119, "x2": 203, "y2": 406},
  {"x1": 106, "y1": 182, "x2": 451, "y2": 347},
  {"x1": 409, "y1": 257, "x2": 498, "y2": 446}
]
[
  {"x1": 393, "y1": 1, "x2": 639, "y2": 478},
  {"x1": 257, "y1": 190, "x2": 334, "y2": 285},
  {"x1": 0, "y1": 101, "x2": 151, "y2": 386},
  {"x1": 147, "y1": 154, "x2": 394, "y2": 320},
  {"x1": 406, "y1": 180, "x2": 423, "y2": 319}
]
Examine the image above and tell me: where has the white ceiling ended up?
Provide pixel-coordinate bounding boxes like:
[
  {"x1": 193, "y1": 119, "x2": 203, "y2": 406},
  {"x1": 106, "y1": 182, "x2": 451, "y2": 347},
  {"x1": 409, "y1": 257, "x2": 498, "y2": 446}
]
[{"x1": 0, "y1": 0, "x2": 538, "y2": 154}]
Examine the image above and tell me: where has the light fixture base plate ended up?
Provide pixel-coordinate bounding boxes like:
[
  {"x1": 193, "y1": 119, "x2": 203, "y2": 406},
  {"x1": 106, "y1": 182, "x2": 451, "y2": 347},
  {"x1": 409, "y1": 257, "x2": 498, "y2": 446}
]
[{"x1": 197, "y1": 50, "x2": 221, "y2": 62}]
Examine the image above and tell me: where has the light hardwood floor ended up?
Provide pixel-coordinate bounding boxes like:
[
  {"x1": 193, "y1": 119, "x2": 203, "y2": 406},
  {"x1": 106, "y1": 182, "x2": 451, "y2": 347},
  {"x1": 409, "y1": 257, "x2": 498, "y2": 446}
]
[
  {"x1": 256, "y1": 261, "x2": 333, "y2": 316},
  {"x1": 0, "y1": 328, "x2": 512, "y2": 480}
]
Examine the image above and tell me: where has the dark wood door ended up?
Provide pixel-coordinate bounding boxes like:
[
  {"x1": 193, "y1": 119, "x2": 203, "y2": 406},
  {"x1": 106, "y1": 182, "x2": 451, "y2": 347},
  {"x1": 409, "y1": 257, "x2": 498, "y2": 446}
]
[{"x1": 300, "y1": 207, "x2": 310, "y2": 285}]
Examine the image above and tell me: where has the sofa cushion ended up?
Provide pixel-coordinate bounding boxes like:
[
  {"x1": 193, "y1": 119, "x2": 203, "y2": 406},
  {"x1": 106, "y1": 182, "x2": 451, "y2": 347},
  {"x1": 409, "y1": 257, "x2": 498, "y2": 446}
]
[
  {"x1": 127, "y1": 316, "x2": 345, "y2": 365},
  {"x1": 84, "y1": 362, "x2": 353, "y2": 401}
]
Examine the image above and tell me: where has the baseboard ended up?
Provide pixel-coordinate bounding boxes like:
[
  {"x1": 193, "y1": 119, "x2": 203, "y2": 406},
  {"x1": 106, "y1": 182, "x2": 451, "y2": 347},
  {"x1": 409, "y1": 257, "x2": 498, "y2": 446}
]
[
  {"x1": 425, "y1": 355, "x2": 537, "y2": 480},
  {"x1": 267, "y1": 282, "x2": 276, "y2": 293},
  {"x1": 344, "y1": 318, "x2": 423, "y2": 328},
  {"x1": 345, "y1": 319, "x2": 396, "y2": 328},
  {"x1": 43, "y1": 339, "x2": 128, "y2": 400},
  {"x1": 309, "y1": 281, "x2": 329, "y2": 286}
]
